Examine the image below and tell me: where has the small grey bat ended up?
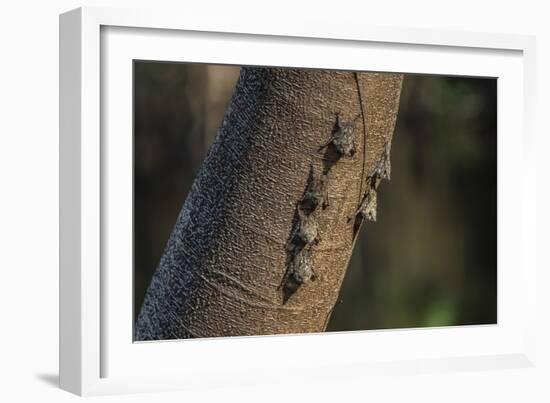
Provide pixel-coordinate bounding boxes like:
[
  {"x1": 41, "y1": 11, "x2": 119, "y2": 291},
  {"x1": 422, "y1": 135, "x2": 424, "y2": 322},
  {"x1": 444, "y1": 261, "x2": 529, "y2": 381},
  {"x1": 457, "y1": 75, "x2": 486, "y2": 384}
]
[
  {"x1": 301, "y1": 165, "x2": 330, "y2": 211},
  {"x1": 288, "y1": 207, "x2": 320, "y2": 251},
  {"x1": 319, "y1": 113, "x2": 360, "y2": 157},
  {"x1": 352, "y1": 190, "x2": 378, "y2": 222},
  {"x1": 288, "y1": 247, "x2": 315, "y2": 284},
  {"x1": 374, "y1": 140, "x2": 392, "y2": 182},
  {"x1": 365, "y1": 141, "x2": 392, "y2": 191},
  {"x1": 279, "y1": 247, "x2": 316, "y2": 303}
]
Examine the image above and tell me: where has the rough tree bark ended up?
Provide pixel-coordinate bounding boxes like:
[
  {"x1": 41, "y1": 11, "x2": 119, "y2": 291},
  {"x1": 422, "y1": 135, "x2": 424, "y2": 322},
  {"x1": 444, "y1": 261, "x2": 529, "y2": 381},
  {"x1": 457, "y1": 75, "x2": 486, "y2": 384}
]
[{"x1": 135, "y1": 67, "x2": 403, "y2": 340}]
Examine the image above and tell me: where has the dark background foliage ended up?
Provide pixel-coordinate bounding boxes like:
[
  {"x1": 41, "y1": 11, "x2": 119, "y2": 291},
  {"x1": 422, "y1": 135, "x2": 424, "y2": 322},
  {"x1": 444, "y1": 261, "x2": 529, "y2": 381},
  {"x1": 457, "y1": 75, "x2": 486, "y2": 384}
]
[{"x1": 133, "y1": 62, "x2": 497, "y2": 331}]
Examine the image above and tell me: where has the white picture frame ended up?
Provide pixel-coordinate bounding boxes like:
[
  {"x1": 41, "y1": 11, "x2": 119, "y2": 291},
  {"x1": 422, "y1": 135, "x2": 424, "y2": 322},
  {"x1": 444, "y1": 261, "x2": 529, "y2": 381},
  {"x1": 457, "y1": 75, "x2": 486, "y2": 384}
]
[{"x1": 59, "y1": 6, "x2": 537, "y2": 396}]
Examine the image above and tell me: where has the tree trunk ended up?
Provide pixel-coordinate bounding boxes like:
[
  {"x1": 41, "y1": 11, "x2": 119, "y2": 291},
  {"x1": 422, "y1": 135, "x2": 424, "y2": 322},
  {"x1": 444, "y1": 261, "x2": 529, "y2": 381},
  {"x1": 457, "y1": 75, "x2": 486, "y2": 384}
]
[{"x1": 135, "y1": 67, "x2": 403, "y2": 340}]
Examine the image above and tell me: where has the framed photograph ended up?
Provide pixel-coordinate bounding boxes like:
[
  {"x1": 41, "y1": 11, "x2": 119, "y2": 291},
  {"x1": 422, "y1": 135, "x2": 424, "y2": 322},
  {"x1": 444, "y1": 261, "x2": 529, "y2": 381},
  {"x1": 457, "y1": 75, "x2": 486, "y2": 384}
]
[{"x1": 59, "y1": 6, "x2": 537, "y2": 396}]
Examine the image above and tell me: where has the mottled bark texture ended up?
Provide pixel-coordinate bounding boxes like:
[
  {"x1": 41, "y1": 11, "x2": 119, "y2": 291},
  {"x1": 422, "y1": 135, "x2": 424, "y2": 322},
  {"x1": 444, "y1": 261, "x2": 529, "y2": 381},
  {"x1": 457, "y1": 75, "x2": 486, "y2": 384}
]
[{"x1": 135, "y1": 67, "x2": 403, "y2": 340}]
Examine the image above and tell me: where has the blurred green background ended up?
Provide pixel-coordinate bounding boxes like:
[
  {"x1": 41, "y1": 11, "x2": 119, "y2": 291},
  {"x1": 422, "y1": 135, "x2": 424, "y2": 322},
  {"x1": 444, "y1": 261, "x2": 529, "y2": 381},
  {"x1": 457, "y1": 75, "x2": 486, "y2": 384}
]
[{"x1": 134, "y1": 62, "x2": 497, "y2": 330}]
